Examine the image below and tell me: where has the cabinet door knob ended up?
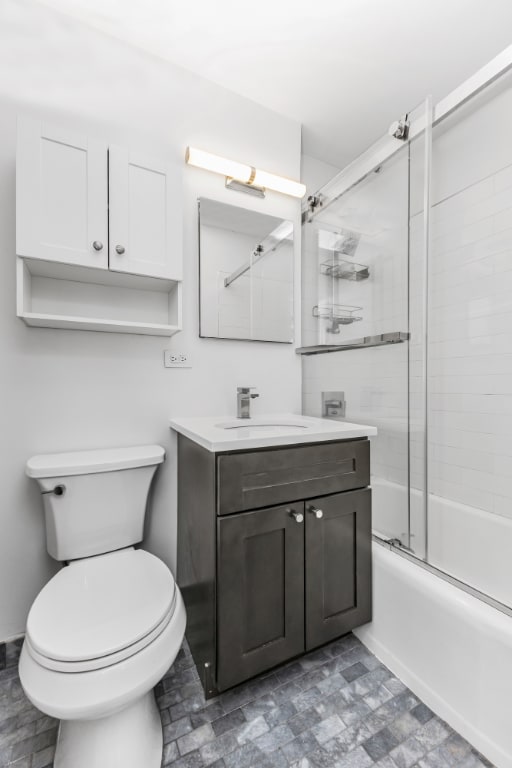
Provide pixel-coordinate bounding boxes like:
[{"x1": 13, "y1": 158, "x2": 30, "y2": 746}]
[
  {"x1": 115, "y1": 245, "x2": 126, "y2": 255},
  {"x1": 92, "y1": 241, "x2": 103, "y2": 251},
  {"x1": 289, "y1": 509, "x2": 304, "y2": 524},
  {"x1": 309, "y1": 506, "x2": 324, "y2": 519}
]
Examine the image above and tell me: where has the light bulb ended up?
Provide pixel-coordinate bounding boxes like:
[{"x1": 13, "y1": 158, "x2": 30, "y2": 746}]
[
  {"x1": 185, "y1": 147, "x2": 252, "y2": 183},
  {"x1": 251, "y1": 169, "x2": 306, "y2": 199}
]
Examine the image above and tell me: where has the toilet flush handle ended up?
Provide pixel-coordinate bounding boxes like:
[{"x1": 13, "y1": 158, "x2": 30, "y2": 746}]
[{"x1": 41, "y1": 484, "x2": 66, "y2": 496}]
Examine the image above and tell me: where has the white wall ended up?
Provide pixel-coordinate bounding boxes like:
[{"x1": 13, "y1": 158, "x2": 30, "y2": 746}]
[
  {"x1": 0, "y1": 0, "x2": 302, "y2": 640},
  {"x1": 300, "y1": 154, "x2": 339, "y2": 197}
]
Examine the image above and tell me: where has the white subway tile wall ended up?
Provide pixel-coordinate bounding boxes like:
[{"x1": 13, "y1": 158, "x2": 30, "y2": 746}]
[{"x1": 427, "y1": 165, "x2": 512, "y2": 519}]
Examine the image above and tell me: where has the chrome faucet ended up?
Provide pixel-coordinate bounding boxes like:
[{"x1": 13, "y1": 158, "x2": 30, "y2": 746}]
[{"x1": 237, "y1": 387, "x2": 259, "y2": 419}]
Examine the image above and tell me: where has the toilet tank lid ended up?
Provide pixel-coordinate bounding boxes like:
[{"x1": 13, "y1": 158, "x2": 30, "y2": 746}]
[{"x1": 26, "y1": 445, "x2": 165, "y2": 478}]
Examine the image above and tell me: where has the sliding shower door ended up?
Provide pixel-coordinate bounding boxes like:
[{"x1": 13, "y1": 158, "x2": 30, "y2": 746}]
[
  {"x1": 303, "y1": 59, "x2": 512, "y2": 612},
  {"x1": 302, "y1": 99, "x2": 431, "y2": 555},
  {"x1": 426, "y1": 68, "x2": 512, "y2": 609}
]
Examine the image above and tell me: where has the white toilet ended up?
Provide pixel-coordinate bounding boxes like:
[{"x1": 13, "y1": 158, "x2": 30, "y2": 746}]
[{"x1": 19, "y1": 445, "x2": 186, "y2": 768}]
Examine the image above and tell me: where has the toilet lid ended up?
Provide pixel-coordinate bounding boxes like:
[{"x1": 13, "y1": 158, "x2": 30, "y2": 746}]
[{"x1": 27, "y1": 549, "x2": 176, "y2": 663}]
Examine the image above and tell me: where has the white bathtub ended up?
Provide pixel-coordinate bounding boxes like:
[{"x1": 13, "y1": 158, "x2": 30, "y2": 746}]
[
  {"x1": 372, "y1": 476, "x2": 512, "y2": 607},
  {"x1": 356, "y1": 543, "x2": 512, "y2": 768}
]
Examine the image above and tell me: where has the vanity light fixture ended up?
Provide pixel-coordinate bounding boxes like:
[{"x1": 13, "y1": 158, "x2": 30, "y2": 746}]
[{"x1": 185, "y1": 146, "x2": 306, "y2": 199}]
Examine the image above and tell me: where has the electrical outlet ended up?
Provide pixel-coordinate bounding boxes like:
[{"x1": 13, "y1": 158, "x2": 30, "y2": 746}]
[{"x1": 164, "y1": 350, "x2": 192, "y2": 368}]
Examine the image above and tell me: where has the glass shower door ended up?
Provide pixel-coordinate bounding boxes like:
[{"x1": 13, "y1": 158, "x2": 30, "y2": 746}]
[
  {"x1": 425, "y1": 68, "x2": 512, "y2": 608},
  {"x1": 301, "y1": 99, "x2": 432, "y2": 556},
  {"x1": 303, "y1": 66, "x2": 512, "y2": 611}
]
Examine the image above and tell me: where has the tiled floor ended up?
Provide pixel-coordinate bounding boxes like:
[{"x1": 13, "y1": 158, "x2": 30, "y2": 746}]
[
  {"x1": 0, "y1": 634, "x2": 493, "y2": 768},
  {"x1": 0, "y1": 638, "x2": 57, "y2": 768}
]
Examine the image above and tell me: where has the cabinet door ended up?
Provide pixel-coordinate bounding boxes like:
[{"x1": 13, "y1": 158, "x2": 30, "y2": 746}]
[
  {"x1": 305, "y1": 489, "x2": 372, "y2": 650},
  {"x1": 217, "y1": 504, "x2": 305, "y2": 691},
  {"x1": 109, "y1": 145, "x2": 182, "y2": 280},
  {"x1": 16, "y1": 119, "x2": 108, "y2": 268}
]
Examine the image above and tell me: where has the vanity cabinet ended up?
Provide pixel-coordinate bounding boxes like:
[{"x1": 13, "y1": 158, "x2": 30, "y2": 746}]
[
  {"x1": 16, "y1": 118, "x2": 182, "y2": 336},
  {"x1": 177, "y1": 435, "x2": 372, "y2": 697}
]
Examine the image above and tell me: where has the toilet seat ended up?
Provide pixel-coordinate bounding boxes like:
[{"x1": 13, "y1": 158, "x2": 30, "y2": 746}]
[
  {"x1": 26, "y1": 548, "x2": 176, "y2": 673},
  {"x1": 25, "y1": 597, "x2": 176, "y2": 673},
  {"x1": 19, "y1": 586, "x2": 187, "y2": 722}
]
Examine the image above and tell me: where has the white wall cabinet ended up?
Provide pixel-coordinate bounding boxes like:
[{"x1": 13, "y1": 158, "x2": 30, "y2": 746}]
[
  {"x1": 109, "y1": 146, "x2": 181, "y2": 281},
  {"x1": 16, "y1": 118, "x2": 182, "y2": 336},
  {"x1": 16, "y1": 120, "x2": 109, "y2": 269}
]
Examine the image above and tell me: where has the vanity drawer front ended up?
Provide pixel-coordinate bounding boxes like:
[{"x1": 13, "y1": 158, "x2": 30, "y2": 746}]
[{"x1": 217, "y1": 439, "x2": 369, "y2": 515}]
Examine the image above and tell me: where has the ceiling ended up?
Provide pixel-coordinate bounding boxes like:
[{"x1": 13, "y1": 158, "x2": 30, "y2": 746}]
[{"x1": 36, "y1": 0, "x2": 512, "y2": 169}]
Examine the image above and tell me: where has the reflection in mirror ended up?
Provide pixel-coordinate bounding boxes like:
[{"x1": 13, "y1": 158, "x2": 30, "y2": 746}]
[{"x1": 198, "y1": 199, "x2": 294, "y2": 343}]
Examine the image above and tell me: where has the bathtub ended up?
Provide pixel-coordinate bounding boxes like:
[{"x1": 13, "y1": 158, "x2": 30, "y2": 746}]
[
  {"x1": 372, "y1": 476, "x2": 512, "y2": 607},
  {"x1": 356, "y1": 543, "x2": 512, "y2": 768}
]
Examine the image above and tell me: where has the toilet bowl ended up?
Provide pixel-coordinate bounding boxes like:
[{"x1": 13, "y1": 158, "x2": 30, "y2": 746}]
[{"x1": 19, "y1": 446, "x2": 186, "y2": 768}]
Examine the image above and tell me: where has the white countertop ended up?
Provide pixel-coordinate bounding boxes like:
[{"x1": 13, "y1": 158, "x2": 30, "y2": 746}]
[{"x1": 169, "y1": 413, "x2": 377, "y2": 452}]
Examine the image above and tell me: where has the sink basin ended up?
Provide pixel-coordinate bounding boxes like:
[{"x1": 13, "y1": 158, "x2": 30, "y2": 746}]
[
  {"x1": 170, "y1": 413, "x2": 377, "y2": 452},
  {"x1": 215, "y1": 419, "x2": 310, "y2": 432}
]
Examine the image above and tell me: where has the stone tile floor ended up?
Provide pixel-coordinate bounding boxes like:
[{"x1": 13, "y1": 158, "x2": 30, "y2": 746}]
[{"x1": 0, "y1": 633, "x2": 493, "y2": 768}]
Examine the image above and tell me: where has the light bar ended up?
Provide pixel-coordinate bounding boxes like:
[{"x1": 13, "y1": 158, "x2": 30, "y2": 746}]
[
  {"x1": 185, "y1": 147, "x2": 252, "y2": 183},
  {"x1": 251, "y1": 168, "x2": 305, "y2": 199},
  {"x1": 185, "y1": 146, "x2": 306, "y2": 199}
]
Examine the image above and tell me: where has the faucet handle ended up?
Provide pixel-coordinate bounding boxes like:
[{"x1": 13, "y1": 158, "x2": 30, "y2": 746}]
[{"x1": 237, "y1": 386, "x2": 257, "y2": 394}]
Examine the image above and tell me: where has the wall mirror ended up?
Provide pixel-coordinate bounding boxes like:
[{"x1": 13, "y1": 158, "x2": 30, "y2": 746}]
[{"x1": 198, "y1": 198, "x2": 294, "y2": 343}]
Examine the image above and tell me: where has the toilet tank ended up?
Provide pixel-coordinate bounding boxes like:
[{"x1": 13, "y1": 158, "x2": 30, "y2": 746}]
[{"x1": 26, "y1": 445, "x2": 165, "y2": 561}]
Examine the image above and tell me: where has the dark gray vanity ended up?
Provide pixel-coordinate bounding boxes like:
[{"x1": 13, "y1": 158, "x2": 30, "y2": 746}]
[{"x1": 172, "y1": 415, "x2": 374, "y2": 698}]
